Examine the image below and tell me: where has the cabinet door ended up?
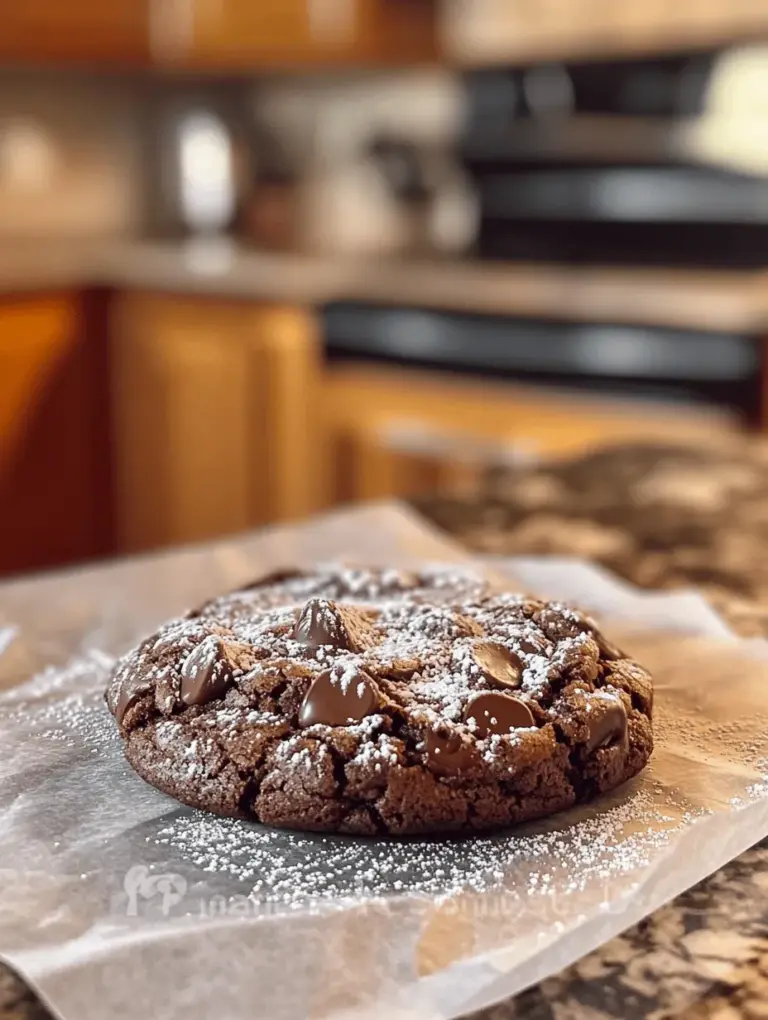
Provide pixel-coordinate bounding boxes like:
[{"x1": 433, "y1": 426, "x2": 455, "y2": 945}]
[
  {"x1": 0, "y1": 0, "x2": 150, "y2": 65},
  {"x1": 0, "y1": 292, "x2": 113, "y2": 576},
  {"x1": 154, "y1": 0, "x2": 435, "y2": 69},
  {"x1": 324, "y1": 364, "x2": 735, "y2": 504},
  {"x1": 112, "y1": 294, "x2": 323, "y2": 554}
]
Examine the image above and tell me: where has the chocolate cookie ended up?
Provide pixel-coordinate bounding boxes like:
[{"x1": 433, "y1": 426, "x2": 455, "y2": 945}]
[{"x1": 106, "y1": 567, "x2": 652, "y2": 835}]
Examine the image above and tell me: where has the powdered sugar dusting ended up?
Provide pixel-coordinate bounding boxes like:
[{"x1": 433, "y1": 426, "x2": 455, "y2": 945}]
[
  {"x1": 150, "y1": 785, "x2": 708, "y2": 910},
  {"x1": 1, "y1": 655, "x2": 118, "y2": 753},
  {"x1": 333, "y1": 661, "x2": 364, "y2": 695}
]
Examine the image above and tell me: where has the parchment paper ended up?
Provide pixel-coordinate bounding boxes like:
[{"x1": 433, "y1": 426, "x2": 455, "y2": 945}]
[{"x1": 2, "y1": 502, "x2": 768, "y2": 1020}]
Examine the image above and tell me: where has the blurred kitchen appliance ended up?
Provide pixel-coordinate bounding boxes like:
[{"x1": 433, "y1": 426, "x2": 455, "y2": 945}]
[
  {"x1": 322, "y1": 303, "x2": 761, "y2": 422},
  {"x1": 242, "y1": 166, "x2": 297, "y2": 250},
  {"x1": 176, "y1": 109, "x2": 237, "y2": 234},
  {"x1": 252, "y1": 71, "x2": 478, "y2": 256},
  {"x1": 145, "y1": 85, "x2": 247, "y2": 238},
  {"x1": 463, "y1": 47, "x2": 768, "y2": 268},
  {"x1": 240, "y1": 125, "x2": 298, "y2": 250}
]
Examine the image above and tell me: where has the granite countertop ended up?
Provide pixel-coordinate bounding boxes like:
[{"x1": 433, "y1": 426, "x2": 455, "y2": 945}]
[{"x1": 3, "y1": 238, "x2": 768, "y2": 333}]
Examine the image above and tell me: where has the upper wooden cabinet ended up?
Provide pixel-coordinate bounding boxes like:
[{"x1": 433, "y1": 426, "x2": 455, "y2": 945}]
[
  {"x1": 0, "y1": 0, "x2": 436, "y2": 69},
  {"x1": 0, "y1": 1, "x2": 151, "y2": 66},
  {"x1": 166, "y1": 0, "x2": 437, "y2": 69}
]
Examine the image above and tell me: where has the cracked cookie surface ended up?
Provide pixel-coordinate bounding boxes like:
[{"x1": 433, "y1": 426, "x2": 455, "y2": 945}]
[{"x1": 106, "y1": 567, "x2": 653, "y2": 835}]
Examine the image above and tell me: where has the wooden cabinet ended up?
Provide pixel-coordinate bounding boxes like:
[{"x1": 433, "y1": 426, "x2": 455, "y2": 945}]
[
  {"x1": 155, "y1": 0, "x2": 436, "y2": 69},
  {"x1": 0, "y1": 1, "x2": 151, "y2": 66},
  {"x1": 323, "y1": 364, "x2": 736, "y2": 504},
  {"x1": 0, "y1": 292, "x2": 113, "y2": 576},
  {"x1": 0, "y1": 0, "x2": 435, "y2": 69},
  {"x1": 111, "y1": 293, "x2": 324, "y2": 554}
]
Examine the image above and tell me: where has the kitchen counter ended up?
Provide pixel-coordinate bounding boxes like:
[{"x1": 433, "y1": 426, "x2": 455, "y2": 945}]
[{"x1": 4, "y1": 238, "x2": 768, "y2": 334}]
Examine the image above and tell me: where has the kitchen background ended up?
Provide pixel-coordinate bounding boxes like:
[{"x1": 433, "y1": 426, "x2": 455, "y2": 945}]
[{"x1": 3, "y1": 1, "x2": 768, "y2": 577}]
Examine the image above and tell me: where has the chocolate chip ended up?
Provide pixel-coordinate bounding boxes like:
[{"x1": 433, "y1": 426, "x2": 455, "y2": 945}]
[
  {"x1": 114, "y1": 674, "x2": 150, "y2": 725},
  {"x1": 598, "y1": 637, "x2": 624, "y2": 661},
  {"x1": 180, "y1": 636, "x2": 234, "y2": 706},
  {"x1": 463, "y1": 692, "x2": 535, "y2": 738},
  {"x1": 292, "y1": 598, "x2": 350, "y2": 649},
  {"x1": 471, "y1": 641, "x2": 524, "y2": 688},
  {"x1": 425, "y1": 730, "x2": 478, "y2": 777},
  {"x1": 517, "y1": 634, "x2": 548, "y2": 655},
  {"x1": 579, "y1": 616, "x2": 625, "y2": 661},
  {"x1": 299, "y1": 668, "x2": 379, "y2": 727},
  {"x1": 586, "y1": 696, "x2": 628, "y2": 752}
]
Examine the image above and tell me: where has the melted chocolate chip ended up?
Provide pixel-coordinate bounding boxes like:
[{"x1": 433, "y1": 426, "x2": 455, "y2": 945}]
[
  {"x1": 114, "y1": 674, "x2": 151, "y2": 726},
  {"x1": 515, "y1": 632, "x2": 549, "y2": 656},
  {"x1": 299, "y1": 668, "x2": 379, "y2": 727},
  {"x1": 292, "y1": 598, "x2": 350, "y2": 649},
  {"x1": 586, "y1": 696, "x2": 628, "y2": 752},
  {"x1": 472, "y1": 641, "x2": 524, "y2": 688},
  {"x1": 180, "y1": 636, "x2": 234, "y2": 706},
  {"x1": 579, "y1": 616, "x2": 625, "y2": 661},
  {"x1": 425, "y1": 730, "x2": 478, "y2": 777},
  {"x1": 463, "y1": 692, "x2": 535, "y2": 738}
]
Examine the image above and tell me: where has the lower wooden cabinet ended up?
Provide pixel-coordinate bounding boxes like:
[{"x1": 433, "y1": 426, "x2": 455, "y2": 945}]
[
  {"x1": 0, "y1": 288, "x2": 740, "y2": 574},
  {"x1": 111, "y1": 293, "x2": 324, "y2": 553},
  {"x1": 323, "y1": 364, "x2": 736, "y2": 504},
  {"x1": 0, "y1": 291, "x2": 113, "y2": 576}
]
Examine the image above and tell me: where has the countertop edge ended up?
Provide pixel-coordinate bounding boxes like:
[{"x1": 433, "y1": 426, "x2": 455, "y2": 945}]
[{"x1": 1, "y1": 239, "x2": 766, "y2": 334}]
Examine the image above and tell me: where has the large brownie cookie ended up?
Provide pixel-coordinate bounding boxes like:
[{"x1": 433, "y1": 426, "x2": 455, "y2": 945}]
[
  {"x1": 415, "y1": 441, "x2": 768, "y2": 637},
  {"x1": 106, "y1": 567, "x2": 652, "y2": 835}
]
